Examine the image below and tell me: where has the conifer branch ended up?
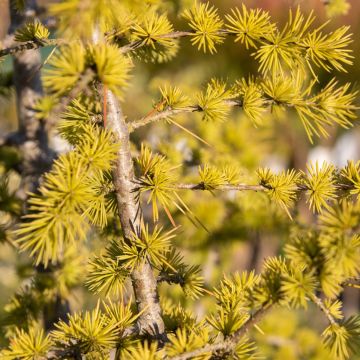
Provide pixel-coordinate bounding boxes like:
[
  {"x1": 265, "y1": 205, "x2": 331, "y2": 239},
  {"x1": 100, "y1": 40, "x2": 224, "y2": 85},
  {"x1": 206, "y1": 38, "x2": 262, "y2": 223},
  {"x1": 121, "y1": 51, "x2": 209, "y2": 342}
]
[
  {"x1": 129, "y1": 100, "x2": 242, "y2": 132},
  {"x1": 310, "y1": 294, "x2": 337, "y2": 325},
  {"x1": 0, "y1": 38, "x2": 59, "y2": 58},
  {"x1": 129, "y1": 74, "x2": 357, "y2": 144},
  {"x1": 170, "y1": 182, "x2": 353, "y2": 193},
  {"x1": 128, "y1": 106, "x2": 200, "y2": 132},
  {"x1": 105, "y1": 89, "x2": 166, "y2": 342},
  {"x1": 167, "y1": 304, "x2": 271, "y2": 360},
  {"x1": 120, "y1": 31, "x2": 193, "y2": 54},
  {"x1": 173, "y1": 183, "x2": 267, "y2": 191},
  {"x1": 343, "y1": 278, "x2": 360, "y2": 289},
  {"x1": 46, "y1": 68, "x2": 95, "y2": 127}
]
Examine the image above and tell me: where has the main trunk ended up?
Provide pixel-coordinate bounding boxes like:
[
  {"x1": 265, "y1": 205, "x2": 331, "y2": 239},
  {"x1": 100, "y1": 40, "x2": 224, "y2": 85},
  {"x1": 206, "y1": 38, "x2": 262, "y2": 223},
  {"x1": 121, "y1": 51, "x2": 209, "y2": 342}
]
[{"x1": 106, "y1": 90, "x2": 166, "y2": 341}]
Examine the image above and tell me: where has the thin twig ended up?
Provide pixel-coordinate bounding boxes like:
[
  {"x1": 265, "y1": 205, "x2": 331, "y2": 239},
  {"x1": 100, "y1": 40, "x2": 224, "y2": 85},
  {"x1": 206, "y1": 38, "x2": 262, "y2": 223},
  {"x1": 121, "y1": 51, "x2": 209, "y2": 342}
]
[
  {"x1": 128, "y1": 100, "x2": 244, "y2": 133},
  {"x1": 343, "y1": 277, "x2": 360, "y2": 289},
  {"x1": 167, "y1": 304, "x2": 271, "y2": 360},
  {"x1": 128, "y1": 106, "x2": 200, "y2": 132},
  {"x1": 173, "y1": 183, "x2": 267, "y2": 191},
  {"x1": 119, "y1": 31, "x2": 194, "y2": 54},
  {"x1": 310, "y1": 294, "x2": 337, "y2": 325},
  {"x1": 46, "y1": 68, "x2": 95, "y2": 127},
  {"x1": 0, "y1": 38, "x2": 60, "y2": 58}
]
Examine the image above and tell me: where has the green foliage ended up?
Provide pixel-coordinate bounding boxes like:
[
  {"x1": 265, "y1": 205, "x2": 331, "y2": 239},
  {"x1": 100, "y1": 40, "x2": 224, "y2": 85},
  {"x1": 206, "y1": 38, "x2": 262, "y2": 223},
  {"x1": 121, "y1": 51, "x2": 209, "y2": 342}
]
[
  {"x1": 231, "y1": 337, "x2": 260, "y2": 360},
  {"x1": 213, "y1": 272, "x2": 259, "y2": 314},
  {"x1": 44, "y1": 42, "x2": 132, "y2": 98},
  {"x1": 132, "y1": 12, "x2": 173, "y2": 48},
  {"x1": 183, "y1": 2, "x2": 225, "y2": 54},
  {"x1": 341, "y1": 160, "x2": 360, "y2": 198},
  {"x1": 136, "y1": 145, "x2": 179, "y2": 223},
  {"x1": 158, "y1": 72, "x2": 357, "y2": 143},
  {"x1": 225, "y1": 5, "x2": 275, "y2": 50},
  {"x1": 198, "y1": 164, "x2": 226, "y2": 190},
  {"x1": 158, "y1": 85, "x2": 190, "y2": 110},
  {"x1": 161, "y1": 299, "x2": 197, "y2": 331},
  {"x1": 261, "y1": 74, "x2": 358, "y2": 142},
  {"x1": 322, "y1": 316, "x2": 360, "y2": 360},
  {"x1": 43, "y1": 43, "x2": 86, "y2": 96},
  {"x1": 197, "y1": 79, "x2": 234, "y2": 122},
  {"x1": 88, "y1": 43, "x2": 133, "y2": 98},
  {"x1": 1, "y1": 326, "x2": 52, "y2": 360},
  {"x1": 49, "y1": 0, "x2": 135, "y2": 39},
  {"x1": 15, "y1": 152, "x2": 90, "y2": 265},
  {"x1": 254, "y1": 7, "x2": 353, "y2": 76},
  {"x1": 166, "y1": 327, "x2": 210, "y2": 359},
  {"x1": 325, "y1": 0, "x2": 350, "y2": 18},
  {"x1": 284, "y1": 222, "x2": 360, "y2": 300},
  {"x1": 236, "y1": 78, "x2": 266, "y2": 126},
  {"x1": 281, "y1": 265, "x2": 317, "y2": 309},
  {"x1": 207, "y1": 300, "x2": 249, "y2": 336},
  {"x1": 14, "y1": 20, "x2": 50, "y2": 43},
  {"x1": 33, "y1": 96, "x2": 57, "y2": 120},
  {"x1": 131, "y1": 12, "x2": 178, "y2": 63},
  {"x1": 257, "y1": 168, "x2": 300, "y2": 218},
  {"x1": 86, "y1": 242, "x2": 130, "y2": 297},
  {"x1": 254, "y1": 257, "x2": 288, "y2": 305},
  {"x1": 57, "y1": 98, "x2": 103, "y2": 144},
  {"x1": 320, "y1": 234, "x2": 360, "y2": 280},
  {"x1": 124, "y1": 341, "x2": 161, "y2": 360},
  {"x1": 2, "y1": 1, "x2": 360, "y2": 360},
  {"x1": 51, "y1": 304, "x2": 119, "y2": 357},
  {"x1": 0, "y1": 70, "x2": 13, "y2": 98},
  {"x1": 324, "y1": 299, "x2": 344, "y2": 321},
  {"x1": 302, "y1": 25, "x2": 353, "y2": 74},
  {"x1": 119, "y1": 223, "x2": 176, "y2": 269},
  {"x1": 15, "y1": 125, "x2": 119, "y2": 265},
  {"x1": 302, "y1": 162, "x2": 337, "y2": 213},
  {"x1": 0, "y1": 175, "x2": 21, "y2": 217},
  {"x1": 160, "y1": 249, "x2": 204, "y2": 299}
]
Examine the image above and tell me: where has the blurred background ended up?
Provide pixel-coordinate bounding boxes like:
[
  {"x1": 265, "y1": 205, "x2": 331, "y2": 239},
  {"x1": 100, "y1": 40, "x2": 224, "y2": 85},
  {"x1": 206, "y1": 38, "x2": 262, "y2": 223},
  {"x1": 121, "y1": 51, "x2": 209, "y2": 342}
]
[{"x1": 0, "y1": 0, "x2": 359, "y2": 358}]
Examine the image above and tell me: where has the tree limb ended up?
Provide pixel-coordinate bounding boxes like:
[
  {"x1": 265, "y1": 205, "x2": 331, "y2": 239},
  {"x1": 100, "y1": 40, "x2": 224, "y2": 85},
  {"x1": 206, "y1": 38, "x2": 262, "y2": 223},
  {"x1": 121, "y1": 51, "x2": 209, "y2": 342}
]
[
  {"x1": 105, "y1": 90, "x2": 166, "y2": 343},
  {"x1": 167, "y1": 304, "x2": 271, "y2": 360},
  {"x1": 310, "y1": 294, "x2": 337, "y2": 325},
  {"x1": 173, "y1": 183, "x2": 267, "y2": 191},
  {"x1": 343, "y1": 277, "x2": 360, "y2": 288},
  {"x1": 119, "y1": 31, "x2": 193, "y2": 54},
  {"x1": 0, "y1": 38, "x2": 59, "y2": 58},
  {"x1": 128, "y1": 101, "x2": 242, "y2": 132}
]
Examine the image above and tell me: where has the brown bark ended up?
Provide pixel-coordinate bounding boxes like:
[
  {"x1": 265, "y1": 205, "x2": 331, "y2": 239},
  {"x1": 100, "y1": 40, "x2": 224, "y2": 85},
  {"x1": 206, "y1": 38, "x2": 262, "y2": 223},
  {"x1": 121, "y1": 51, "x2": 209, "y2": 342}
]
[
  {"x1": 168, "y1": 305, "x2": 271, "y2": 360},
  {"x1": 106, "y1": 90, "x2": 166, "y2": 341}
]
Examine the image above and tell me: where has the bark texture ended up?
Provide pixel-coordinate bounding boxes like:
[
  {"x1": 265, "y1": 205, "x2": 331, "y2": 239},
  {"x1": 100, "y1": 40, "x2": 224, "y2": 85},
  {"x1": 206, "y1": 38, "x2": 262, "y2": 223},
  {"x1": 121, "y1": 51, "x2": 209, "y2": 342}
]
[{"x1": 106, "y1": 90, "x2": 166, "y2": 341}]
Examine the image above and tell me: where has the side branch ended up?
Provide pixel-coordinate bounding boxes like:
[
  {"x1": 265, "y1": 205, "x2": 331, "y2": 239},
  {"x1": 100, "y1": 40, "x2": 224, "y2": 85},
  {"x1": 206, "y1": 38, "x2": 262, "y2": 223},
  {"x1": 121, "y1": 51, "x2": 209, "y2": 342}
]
[
  {"x1": 343, "y1": 278, "x2": 360, "y2": 289},
  {"x1": 119, "y1": 31, "x2": 194, "y2": 54},
  {"x1": 170, "y1": 182, "x2": 353, "y2": 193},
  {"x1": 168, "y1": 305, "x2": 271, "y2": 360},
  {"x1": 173, "y1": 183, "x2": 266, "y2": 191},
  {"x1": 0, "y1": 38, "x2": 59, "y2": 58},
  {"x1": 128, "y1": 100, "x2": 241, "y2": 132},
  {"x1": 128, "y1": 106, "x2": 200, "y2": 132},
  {"x1": 310, "y1": 294, "x2": 337, "y2": 325}
]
